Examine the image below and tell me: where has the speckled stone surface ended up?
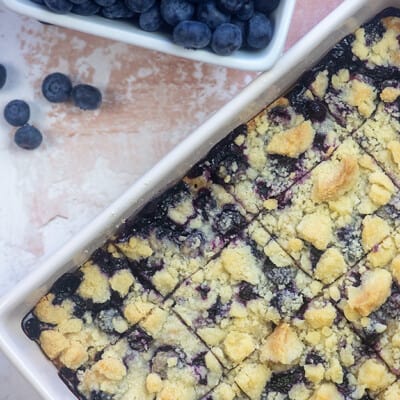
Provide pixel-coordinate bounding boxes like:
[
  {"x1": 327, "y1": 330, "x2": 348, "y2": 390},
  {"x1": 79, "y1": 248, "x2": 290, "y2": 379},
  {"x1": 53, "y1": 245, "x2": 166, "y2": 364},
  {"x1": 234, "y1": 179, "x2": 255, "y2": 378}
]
[{"x1": 0, "y1": 0, "x2": 343, "y2": 398}]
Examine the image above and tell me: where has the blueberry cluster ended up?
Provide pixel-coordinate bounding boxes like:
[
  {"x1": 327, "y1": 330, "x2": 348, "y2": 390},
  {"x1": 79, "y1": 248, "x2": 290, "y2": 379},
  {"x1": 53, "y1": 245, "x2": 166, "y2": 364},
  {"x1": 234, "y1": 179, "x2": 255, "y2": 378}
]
[
  {"x1": 1, "y1": 66, "x2": 103, "y2": 150},
  {"x1": 32, "y1": 0, "x2": 279, "y2": 56},
  {"x1": 42, "y1": 72, "x2": 102, "y2": 110}
]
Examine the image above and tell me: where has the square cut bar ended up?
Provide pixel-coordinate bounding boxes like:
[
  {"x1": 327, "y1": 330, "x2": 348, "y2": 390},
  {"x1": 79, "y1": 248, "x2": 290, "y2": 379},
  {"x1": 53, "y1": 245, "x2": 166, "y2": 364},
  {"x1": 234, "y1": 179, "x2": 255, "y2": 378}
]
[
  {"x1": 77, "y1": 306, "x2": 224, "y2": 400},
  {"x1": 354, "y1": 95, "x2": 400, "y2": 187},
  {"x1": 21, "y1": 244, "x2": 164, "y2": 375},
  {"x1": 227, "y1": 297, "x2": 395, "y2": 399},
  {"x1": 172, "y1": 227, "x2": 321, "y2": 369},
  {"x1": 189, "y1": 90, "x2": 347, "y2": 215},
  {"x1": 351, "y1": 12, "x2": 400, "y2": 78},
  {"x1": 258, "y1": 137, "x2": 398, "y2": 284},
  {"x1": 113, "y1": 179, "x2": 248, "y2": 296},
  {"x1": 327, "y1": 227, "x2": 400, "y2": 376}
]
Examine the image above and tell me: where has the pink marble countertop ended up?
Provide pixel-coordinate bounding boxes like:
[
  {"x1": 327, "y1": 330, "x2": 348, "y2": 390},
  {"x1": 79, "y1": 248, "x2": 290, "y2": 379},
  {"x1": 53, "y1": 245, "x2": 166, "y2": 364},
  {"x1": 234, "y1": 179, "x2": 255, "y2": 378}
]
[{"x1": 0, "y1": 0, "x2": 343, "y2": 397}]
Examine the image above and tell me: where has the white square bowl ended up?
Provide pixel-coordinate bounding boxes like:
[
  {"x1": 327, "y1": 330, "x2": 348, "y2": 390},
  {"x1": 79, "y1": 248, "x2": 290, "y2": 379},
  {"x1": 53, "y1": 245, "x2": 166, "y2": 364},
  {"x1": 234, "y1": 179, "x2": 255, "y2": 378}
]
[
  {"x1": 0, "y1": 0, "x2": 399, "y2": 399},
  {"x1": 1, "y1": 0, "x2": 296, "y2": 71}
]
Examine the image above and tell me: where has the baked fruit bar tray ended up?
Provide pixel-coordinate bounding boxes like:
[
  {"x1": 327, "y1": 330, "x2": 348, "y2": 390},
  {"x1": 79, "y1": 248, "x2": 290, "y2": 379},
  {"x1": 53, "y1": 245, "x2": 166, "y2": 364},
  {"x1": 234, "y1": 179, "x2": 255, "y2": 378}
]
[{"x1": 19, "y1": 6, "x2": 400, "y2": 400}]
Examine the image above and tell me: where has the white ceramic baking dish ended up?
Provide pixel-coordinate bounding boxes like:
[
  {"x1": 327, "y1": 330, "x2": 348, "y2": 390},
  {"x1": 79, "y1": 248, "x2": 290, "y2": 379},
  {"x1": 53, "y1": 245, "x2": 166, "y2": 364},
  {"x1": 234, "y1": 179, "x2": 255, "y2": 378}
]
[
  {"x1": 0, "y1": 0, "x2": 399, "y2": 399},
  {"x1": 1, "y1": 0, "x2": 296, "y2": 71}
]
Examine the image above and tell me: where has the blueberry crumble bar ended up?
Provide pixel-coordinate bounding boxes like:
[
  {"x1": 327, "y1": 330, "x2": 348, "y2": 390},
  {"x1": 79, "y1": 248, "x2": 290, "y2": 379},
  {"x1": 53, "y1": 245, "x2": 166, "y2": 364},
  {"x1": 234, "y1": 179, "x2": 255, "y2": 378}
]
[
  {"x1": 258, "y1": 137, "x2": 397, "y2": 283},
  {"x1": 22, "y1": 8, "x2": 400, "y2": 400}
]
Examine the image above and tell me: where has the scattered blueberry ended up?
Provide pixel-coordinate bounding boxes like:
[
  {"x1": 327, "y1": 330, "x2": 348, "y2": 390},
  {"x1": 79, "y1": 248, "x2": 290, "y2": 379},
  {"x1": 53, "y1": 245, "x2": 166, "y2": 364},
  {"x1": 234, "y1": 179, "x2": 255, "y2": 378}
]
[
  {"x1": 160, "y1": 0, "x2": 195, "y2": 26},
  {"x1": 14, "y1": 124, "x2": 43, "y2": 150},
  {"x1": 173, "y1": 21, "x2": 212, "y2": 49},
  {"x1": 217, "y1": 0, "x2": 244, "y2": 13},
  {"x1": 235, "y1": 0, "x2": 254, "y2": 21},
  {"x1": 254, "y1": 0, "x2": 280, "y2": 14},
  {"x1": 43, "y1": 0, "x2": 73, "y2": 13},
  {"x1": 197, "y1": 0, "x2": 231, "y2": 30},
  {"x1": 0, "y1": 64, "x2": 6, "y2": 90},
  {"x1": 305, "y1": 352, "x2": 325, "y2": 365},
  {"x1": 247, "y1": 12, "x2": 273, "y2": 49},
  {"x1": 42, "y1": 72, "x2": 72, "y2": 103},
  {"x1": 211, "y1": 23, "x2": 242, "y2": 56},
  {"x1": 139, "y1": 4, "x2": 162, "y2": 31},
  {"x1": 72, "y1": 0, "x2": 100, "y2": 15},
  {"x1": 125, "y1": 0, "x2": 155, "y2": 13},
  {"x1": 4, "y1": 100, "x2": 30, "y2": 127},
  {"x1": 101, "y1": 1, "x2": 135, "y2": 18},
  {"x1": 72, "y1": 84, "x2": 102, "y2": 110}
]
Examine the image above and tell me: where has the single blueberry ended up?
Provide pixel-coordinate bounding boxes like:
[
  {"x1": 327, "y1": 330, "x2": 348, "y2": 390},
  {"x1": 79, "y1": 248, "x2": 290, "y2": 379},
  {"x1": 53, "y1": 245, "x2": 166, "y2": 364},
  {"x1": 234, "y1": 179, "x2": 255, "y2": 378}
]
[
  {"x1": 247, "y1": 12, "x2": 273, "y2": 49},
  {"x1": 94, "y1": 0, "x2": 116, "y2": 6},
  {"x1": 91, "y1": 248, "x2": 129, "y2": 275},
  {"x1": 22, "y1": 314, "x2": 42, "y2": 340},
  {"x1": 101, "y1": 1, "x2": 135, "y2": 18},
  {"x1": 231, "y1": 18, "x2": 246, "y2": 46},
  {"x1": 42, "y1": 72, "x2": 72, "y2": 103},
  {"x1": 238, "y1": 282, "x2": 258, "y2": 302},
  {"x1": 160, "y1": 0, "x2": 195, "y2": 26},
  {"x1": 43, "y1": 0, "x2": 73, "y2": 13},
  {"x1": 213, "y1": 206, "x2": 246, "y2": 236},
  {"x1": 211, "y1": 23, "x2": 242, "y2": 56},
  {"x1": 266, "y1": 367, "x2": 305, "y2": 393},
  {"x1": 264, "y1": 265, "x2": 294, "y2": 287},
  {"x1": 151, "y1": 346, "x2": 185, "y2": 378},
  {"x1": 72, "y1": 84, "x2": 102, "y2": 110},
  {"x1": 139, "y1": 4, "x2": 162, "y2": 31},
  {"x1": 196, "y1": 283, "x2": 211, "y2": 300},
  {"x1": 14, "y1": 124, "x2": 43, "y2": 150},
  {"x1": 207, "y1": 295, "x2": 229, "y2": 322},
  {"x1": 69, "y1": 0, "x2": 87, "y2": 5},
  {"x1": 31, "y1": 0, "x2": 46, "y2": 5},
  {"x1": 0, "y1": 64, "x2": 6, "y2": 89},
  {"x1": 125, "y1": 0, "x2": 155, "y2": 13},
  {"x1": 50, "y1": 272, "x2": 82, "y2": 304},
  {"x1": 4, "y1": 100, "x2": 30, "y2": 127},
  {"x1": 96, "y1": 309, "x2": 120, "y2": 333},
  {"x1": 90, "y1": 391, "x2": 114, "y2": 400},
  {"x1": 217, "y1": 0, "x2": 244, "y2": 13},
  {"x1": 197, "y1": 0, "x2": 231, "y2": 30},
  {"x1": 72, "y1": 0, "x2": 100, "y2": 15},
  {"x1": 254, "y1": 0, "x2": 279, "y2": 14},
  {"x1": 305, "y1": 352, "x2": 325, "y2": 365},
  {"x1": 127, "y1": 327, "x2": 153, "y2": 351},
  {"x1": 173, "y1": 21, "x2": 212, "y2": 49},
  {"x1": 235, "y1": 0, "x2": 253, "y2": 21},
  {"x1": 303, "y1": 100, "x2": 327, "y2": 122}
]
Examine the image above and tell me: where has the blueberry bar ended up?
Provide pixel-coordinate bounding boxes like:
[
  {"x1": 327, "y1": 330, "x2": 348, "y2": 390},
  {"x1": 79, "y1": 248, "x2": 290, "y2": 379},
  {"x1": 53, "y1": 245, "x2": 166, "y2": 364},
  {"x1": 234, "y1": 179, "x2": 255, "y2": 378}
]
[
  {"x1": 351, "y1": 12, "x2": 400, "y2": 78},
  {"x1": 231, "y1": 298, "x2": 395, "y2": 399},
  {"x1": 77, "y1": 306, "x2": 223, "y2": 400},
  {"x1": 191, "y1": 92, "x2": 347, "y2": 215},
  {"x1": 328, "y1": 228, "x2": 400, "y2": 376},
  {"x1": 114, "y1": 180, "x2": 248, "y2": 296},
  {"x1": 172, "y1": 224, "x2": 321, "y2": 369},
  {"x1": 258, "y1": 137, "x2": 397, "y2": 284},
  {"x1": 354, "y1": 89, "x2": 400, "y2": 186},
  {"x1": 22, "y1": 244, "x2": 165, "y2": 374}
]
